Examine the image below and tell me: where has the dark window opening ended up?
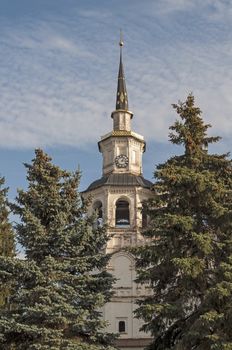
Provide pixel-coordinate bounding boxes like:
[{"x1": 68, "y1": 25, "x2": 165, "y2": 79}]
[
  {"x1": 93, "y1": 201, "x2": 103, "y2": 226},
  {"x1": 142, "y1": 211, "x2": 148, "y2": 228},
  {"x1": 118, "y1": 320, "x2": 126, "y2": 333},
  {"x1": 115, "y1": 200, "x2": 130, "y2": 226}
]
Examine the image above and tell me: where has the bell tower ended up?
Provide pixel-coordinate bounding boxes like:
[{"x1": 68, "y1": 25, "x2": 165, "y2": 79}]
[{"x1": 82, "y1": 35, "x2": 152, "y2": 350}]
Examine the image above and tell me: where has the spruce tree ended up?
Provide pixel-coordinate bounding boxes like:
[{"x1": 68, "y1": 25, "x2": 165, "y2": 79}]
[
  {"x1": 135, "y1": 94, "x2": 232, "y2": 350},
  {"x1": 0, "y1": 149, "x2": 115, "y2": 350},
  {"x1": 0, "y1": 176, "x2": 15, "y2": 308}
]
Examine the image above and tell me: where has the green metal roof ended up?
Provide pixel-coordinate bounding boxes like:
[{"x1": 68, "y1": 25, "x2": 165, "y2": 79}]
[{"x1": 83, "y1": 173, "x2": 152, "y2": 192}]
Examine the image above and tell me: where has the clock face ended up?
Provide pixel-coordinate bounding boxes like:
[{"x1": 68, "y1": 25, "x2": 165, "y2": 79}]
[{"x1": 115, "y1": 154, "x2": 129, "y2": 168}]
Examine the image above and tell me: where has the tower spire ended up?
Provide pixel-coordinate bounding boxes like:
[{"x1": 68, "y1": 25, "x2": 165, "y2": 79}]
[{"x1": 116, "y1": 30, "x2": 129, "y2": 110}]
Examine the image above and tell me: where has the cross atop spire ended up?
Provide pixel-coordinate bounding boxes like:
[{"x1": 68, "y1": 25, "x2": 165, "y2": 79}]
[{"x1": 116, "y1": 31, "x2": 129, "y2": 111}]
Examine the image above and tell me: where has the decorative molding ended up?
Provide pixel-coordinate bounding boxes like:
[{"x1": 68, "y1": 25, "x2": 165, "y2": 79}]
[
  {"x1": 114, "y1": 338, "x2": 152, "y2": 347},
  {"x1": 109, "y1": 189, "x2": 135, "y2": 194}
]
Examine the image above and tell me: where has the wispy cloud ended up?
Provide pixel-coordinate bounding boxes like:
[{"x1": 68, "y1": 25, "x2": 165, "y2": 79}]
[
  {"x1": 0, "y1": 1, "x2": 231, "y2": 152},
  {"x1": 138, "y1": 0, "x2": 232, "y2": 19}
]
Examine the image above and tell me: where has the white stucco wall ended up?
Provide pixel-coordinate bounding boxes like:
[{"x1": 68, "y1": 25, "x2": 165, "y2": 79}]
[{"x1": 82, "y1": 182, "x2": 153, "y2": 349}]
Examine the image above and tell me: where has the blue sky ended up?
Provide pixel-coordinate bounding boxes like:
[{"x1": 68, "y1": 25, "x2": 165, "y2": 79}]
[{"x1": 0, "y1": 0, "x2": 232, "y2": 203}]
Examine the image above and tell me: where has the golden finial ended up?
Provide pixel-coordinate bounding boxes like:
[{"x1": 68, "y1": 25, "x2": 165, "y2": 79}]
[{"x1": 119, "y1": 29, "x2": 124, "y2": 47}]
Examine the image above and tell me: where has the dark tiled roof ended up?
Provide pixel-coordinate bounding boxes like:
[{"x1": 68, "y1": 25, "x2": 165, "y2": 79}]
[{"x1": 84, "y1": 173, "x2": 152, "y2": 192}]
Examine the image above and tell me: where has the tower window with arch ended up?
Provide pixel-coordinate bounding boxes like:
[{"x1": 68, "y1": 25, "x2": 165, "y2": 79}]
[
  {"x1": 141, "y1": 201, "x2": 149, "y2": 229},
  {"x1": 115, "y1": 199, "x2": 130, "y2": 226},
  {"x1": 118, "y1": 320, "x2": 126, "y2": 333},
  {"x1": 142, "y1": 210, "x2": 148, "y2": 228},
  {"x1": 93, "y1": 201, "x2": 103, "y2": 226}
]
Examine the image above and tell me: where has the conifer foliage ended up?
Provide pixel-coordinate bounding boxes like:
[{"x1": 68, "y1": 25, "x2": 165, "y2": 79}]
[
  {"x1": 135, "y1": 95, "x2": 232, "y2": 350},
  {"x1": 0, "y1": 176, "x2": 15, "y2": 308},
  {"x1": 0, "y1": 149, "x2": 115, "y2": 350}
]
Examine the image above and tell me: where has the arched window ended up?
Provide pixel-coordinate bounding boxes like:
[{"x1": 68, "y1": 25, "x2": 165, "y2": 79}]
[
  {"x1": 93, "y1": 201, "x2": 103, "y2": 226},
  {"x1": 118, "y1": 320, "x2": 126, "y2": 333},
  {"x1": 142, "y1": 211, "x2": 148, "y2": 228},
  {"x1": 115, "y1": 199, "x2": 130, "y2": 226}
]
